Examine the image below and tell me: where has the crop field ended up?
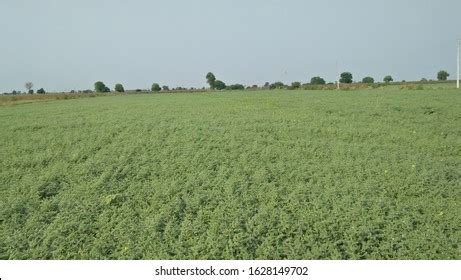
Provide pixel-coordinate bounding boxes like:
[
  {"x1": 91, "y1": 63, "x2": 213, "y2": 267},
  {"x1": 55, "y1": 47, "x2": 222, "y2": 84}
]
[{"x1": 0, "y1": 89, "x2": 459, "y2": 260}]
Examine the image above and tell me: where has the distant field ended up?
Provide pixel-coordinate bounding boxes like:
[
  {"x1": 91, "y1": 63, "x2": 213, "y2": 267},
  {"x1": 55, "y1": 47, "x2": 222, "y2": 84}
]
[{"x1": 0, "y1": 89, "x2": 459, "y2": 259}]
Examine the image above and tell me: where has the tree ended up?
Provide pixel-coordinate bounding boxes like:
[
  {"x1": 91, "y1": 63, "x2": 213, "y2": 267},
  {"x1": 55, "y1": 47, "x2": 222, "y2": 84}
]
[
  {"x1": 291, "y1": 82, "x2": 301, "y2": 89},
  {"x1": 269, "y1": 82, "x2": 285, "y2": 89},
  {"x1": 227, "y1": 84, "x2": 245, "y2": 90},
  {"x1": 206, "y1": 72, "x2": 216, "y2": 89},
  {"x1": 383, "y1": 75, "x2": 393, "y2": 83},
  {"x1": 37, "y1": 88, "x2": 46, "y2": 94},
  {"x1": 114, "y1": 84, "x2": 125, "y2": 93},
  {"x1": 25, "y1": 82, "x2": 33, "y2": 94},
  {"x1": 362, "y1": 76, "x2": 374, "y2": 84},
  {"x1": 151, "y1": 83, "x2": 161, "y2": 92},
  {"x1": 340, "y1": 72, "x2": 353, "y2": 84},
  {"x1": 263, "y1": 82, "x2": 270, "y2": 88},
  {"x1": 214, "y1": 80, "x2": 226, "y2": 90},
  {"x1": 310, "y1": 76, "x2": 326, "y2": 85},
  {"x1": 94, "y1": 81, "x2": 107, "y2": 92},
  {"x1": 162, "y1": 85, "x2": 170, "y2": 91},
  {"x1": 437, "y1": 70, "x2": 449, "y2": 81}
]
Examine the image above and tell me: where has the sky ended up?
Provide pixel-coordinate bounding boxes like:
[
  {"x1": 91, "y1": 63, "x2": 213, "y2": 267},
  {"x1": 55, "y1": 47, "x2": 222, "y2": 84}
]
[{"x1": 0, "y1": 0, "x2": 460, "y2": 92}]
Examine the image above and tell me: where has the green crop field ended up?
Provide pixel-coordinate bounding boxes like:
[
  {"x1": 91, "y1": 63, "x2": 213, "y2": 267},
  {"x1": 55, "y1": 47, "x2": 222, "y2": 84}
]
[{"x1": 0, "y1": 89, "x2": 459, "y2": 260}]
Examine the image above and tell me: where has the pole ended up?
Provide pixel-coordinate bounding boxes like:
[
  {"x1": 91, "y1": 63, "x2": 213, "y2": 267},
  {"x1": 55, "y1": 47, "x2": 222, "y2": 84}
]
[
  {"x1": 457, "y1": 39, "x2": 460, "y2": 89},
  {"x1": 336, "y1": 61, "x2": 340, "y2": 90}
]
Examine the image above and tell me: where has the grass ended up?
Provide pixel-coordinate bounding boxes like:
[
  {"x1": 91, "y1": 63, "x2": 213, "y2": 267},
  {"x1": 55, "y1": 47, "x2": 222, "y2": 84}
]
[{"x1": 0, "y1": 89, "x2": 459, "y2": 259}]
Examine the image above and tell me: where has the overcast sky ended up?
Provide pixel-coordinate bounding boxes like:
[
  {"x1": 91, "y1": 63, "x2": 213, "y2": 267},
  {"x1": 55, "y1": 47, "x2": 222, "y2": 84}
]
[{"x1": 1, "y1": 0, "x2": 460, "y2": 92}]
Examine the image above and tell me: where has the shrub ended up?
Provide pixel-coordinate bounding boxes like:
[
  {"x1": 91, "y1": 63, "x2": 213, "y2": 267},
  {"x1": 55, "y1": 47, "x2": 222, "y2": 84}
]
[
  {"x1": 114, "y1": 84, "x2": 125, "y2": 93},
  {"x1": 37, "y1": 88, "x2": 46, "y2": 94},
  {"x1": 383, "y1": 76, "x2": 393, "y2": 83},
  {"x1": 437, "y1": 70, "x2": 449, "y2": 81},
  {"x1": 291, "y1": 82, "x2": 301, "y2": 89},
  {"x1": 227, "y1": 84, "x2": 245, "y2": 90},
  {"x1": 151, "y1": 83, "x2": 161, "y2": 92},
  {"x1": 214, "y1": 80, "x2": 226, "y2": 90},
  {"x1": 94, "y1": 81, "x2": 107, "y2": 93},
  {"x1": 340, "y1": 72, "x2": 353, "y2": 84},
  {"x1": 269, "y1": 82, "x2": 285, "y2": 89},
  {"x1": 362, "y1": 77, "x2": 374, "y2": 84},
  {"x1": 310, "y1": 76, "x2": 326, "y2": 85}
]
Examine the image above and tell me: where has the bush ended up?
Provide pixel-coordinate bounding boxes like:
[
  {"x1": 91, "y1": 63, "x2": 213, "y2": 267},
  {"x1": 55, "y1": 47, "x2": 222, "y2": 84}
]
[
  {"x1": 227, "y1": 84, "x2": 245, "y2": 90},
  {"x1": 340, "y1": 72, "x2": 353, "y2": 84},
  {"x1": 151, "y1": 83, "x2": 161, "y2": 92},
  {"x1": 28, "y1": 89, "x2": 34, "y2": 94},
  {"x1": 214, "y1": 80, "x2": 226, "y2": 90},
  {"x1": 310, "y1": 76, "x2": 326, "y2": 85},
  {"x1": 37, "y1": 88, "x2": 46, "y2": 94},
  {"x1": 269, "y1": 82, "x2": 285, "y2": 89},
  {"x1": 291, "y1": 82, "x2": 301, "y2": 89},
  {"x1": 114, "y1": 84, "x2": 125, "y2": 93},
  {"x1": 437, "y1": 70, "x2": 449, "y2": 81},
  {"x1": 94, "y1": 81, "x2": 107, "y2": 93},
  {"x1": 362, "y1": 77, "x2": 374, "y2": 84},
  {"x1": 383, "y1": 75, "x2": 393, "y2": 83},
  {"x1": 162, "y1": 86, "x2": 170, "y2": 91}
]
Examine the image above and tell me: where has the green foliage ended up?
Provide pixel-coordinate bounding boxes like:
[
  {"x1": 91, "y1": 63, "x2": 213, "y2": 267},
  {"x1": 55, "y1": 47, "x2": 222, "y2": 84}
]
[
  {"x1": 291, "y1": 82, "x2": 301, "y2": 89},
  {"x1": 114, "y1": 84, "x2": 125, "y2": 93},
  {"x1": 362, "y1": 77, "x2": 374, "y2": 84},
  {"x1": 206, "y1": 72, "x2": 216, "y2": 89},
  {"x1": 437, "y1": 70, "x2": 449, "y2": 81},
  {"x1": 227, "y1": 84, "x2": 245, "y2": 90},
  {"x1": 162, "y1": 86, "x2": 170, "y2": 91},
  {"x1": 340, "y1": 72, "x2": 353, "y2": 84},
  {"x1": 28, "y1": 89, "x2": 34, "y2": 94},
  {"x1": 37, "y1": 88, "x2": 46, "y2": 94},
  {"x1": 213, "y1": 80, "x2": 226, "y2": 90},
  {"x1": 151, "y1": 83, "x2": 161, "y2": 92},
  {"x1": 94, "y1": 81, "x2": 107, "y2": 93},
  {"x1": 269, "y1": 82, "x2": 285, "y2": 89},
  {"x1": 383, "y1": 75, "x2": 393, "y2": 83},
  {"x1": 0, "y1": 89, "x2": 459, "y2": 260},
  {"x1": 310, "y1": 76, "x2": 326, "y2": 85}
]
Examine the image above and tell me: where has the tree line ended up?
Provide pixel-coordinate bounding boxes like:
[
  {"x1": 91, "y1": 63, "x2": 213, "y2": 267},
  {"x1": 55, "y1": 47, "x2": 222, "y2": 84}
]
[{"x1": 2, "y1": 70, "x2": 452, "y2": 95}]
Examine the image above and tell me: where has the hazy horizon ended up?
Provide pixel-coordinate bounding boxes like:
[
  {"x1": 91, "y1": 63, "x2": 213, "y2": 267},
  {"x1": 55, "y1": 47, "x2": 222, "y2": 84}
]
[{"x1": 1, "y1": 0, "x2": 460, "y2": 92}]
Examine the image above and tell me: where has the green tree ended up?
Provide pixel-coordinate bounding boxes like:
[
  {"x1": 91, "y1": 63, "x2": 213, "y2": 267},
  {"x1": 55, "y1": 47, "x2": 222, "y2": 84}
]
[
  {"x1": 114, "y1": 84, "x2": 125, "y2": 93},
  {"x1": 269, "y1": 82, "x2": 285, "y2": 89},
  {"x1": 340, "y1": 72, "x2": 353, "y2": 84},
  {"x1": 214, "y1": 80, "x2": 226, "y2": 90},
  {"x1": 437, "y1": 70, "x2": 449, "y2": 81},
  {"x1": 37, "y1": 88, "x2": 46, "y2": 94},
  {"x1": 310, "y1": 76, "x2": 326, "y2": 85},
  {"x1": 94, "y1": 81, "x2": 107, "y2": 92},
  {"x1": 383, "y1": 75, "x2": 393, "y2": 83},
  {"x1": 206, "y1": 72, "x2": 216, "y2": 89},
  {"x1": 162, "y1": 85, "x2": 170, "y2": 91},
  {"x1": 151, "y1": 83, "x2": 161, "y2": 92},
  {"x1": 227, "y1": 84, "x2": 245, "y2": 90},
  {"x1": 362, "y1": 76, "x2": 374, "y2": 84},
  {"x1": 291, "y1": 82, "x2": 301, "y2": 89}
]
